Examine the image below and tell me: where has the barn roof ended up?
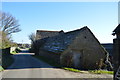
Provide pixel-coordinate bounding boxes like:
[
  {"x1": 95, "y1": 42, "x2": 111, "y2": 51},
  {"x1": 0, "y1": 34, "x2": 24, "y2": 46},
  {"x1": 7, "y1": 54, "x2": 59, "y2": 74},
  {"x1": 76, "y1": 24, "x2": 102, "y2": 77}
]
[{"x1": 42, "y1": 26, "x2": 92, "y2": 53}]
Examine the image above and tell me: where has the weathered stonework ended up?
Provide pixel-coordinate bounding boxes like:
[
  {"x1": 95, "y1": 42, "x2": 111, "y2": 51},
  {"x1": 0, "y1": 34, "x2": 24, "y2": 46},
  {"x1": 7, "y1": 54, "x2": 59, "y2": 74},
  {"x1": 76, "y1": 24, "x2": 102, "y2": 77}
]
[
  {"x1": 36, "y1": 30, "x2": 60, "y2": 40},
  {"x1": 33, "y1": 26, "x2": 110, "y2": 70},
  {"x1": 60, "y1": 27, "x2": 106, "y2": 70}
]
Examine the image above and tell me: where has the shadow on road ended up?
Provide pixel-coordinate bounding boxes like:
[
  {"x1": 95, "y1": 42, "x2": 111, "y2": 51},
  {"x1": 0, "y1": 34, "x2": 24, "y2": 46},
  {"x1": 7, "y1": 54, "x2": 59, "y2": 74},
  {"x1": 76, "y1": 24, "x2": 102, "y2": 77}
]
[
  {"x1": 5, "y1": 49, "x2": 53, "y2": 70},
  {"x1": 20, "y1": 50, "x2": 29, "y2": 53}
]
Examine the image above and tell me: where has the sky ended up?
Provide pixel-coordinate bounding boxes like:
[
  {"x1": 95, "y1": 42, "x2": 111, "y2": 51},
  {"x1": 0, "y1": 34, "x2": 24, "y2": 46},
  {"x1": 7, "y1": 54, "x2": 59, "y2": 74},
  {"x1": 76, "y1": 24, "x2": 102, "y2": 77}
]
[
  {"x1": 2, "y1": 0, "x2": 120, "y2": 2},
  {"x1": 1, "y1": 2, "x2": 118, "y2": 44}
]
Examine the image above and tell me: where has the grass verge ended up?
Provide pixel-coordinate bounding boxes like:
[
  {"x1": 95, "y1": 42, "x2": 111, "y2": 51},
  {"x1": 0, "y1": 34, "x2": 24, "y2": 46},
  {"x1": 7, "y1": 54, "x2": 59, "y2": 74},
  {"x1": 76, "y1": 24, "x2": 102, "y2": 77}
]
[
  {"x1": 11, "y1": 48, "x2": 22, "y2": 54},
  {"x1": 62, "y1": 67, "x2": 113, "y2": 74},
  {"x1": 11, "y1": 51, "x2": 17, "y2": 54},
  {"x1": 62, "y1": 67, "x2": 83, "y2": 73},
  {"x1": 0, "y1": 66, "x2": 4, "y2": 72},
  {"x1": 88, "y1": 70, "x2": 114, "y2": 74}
]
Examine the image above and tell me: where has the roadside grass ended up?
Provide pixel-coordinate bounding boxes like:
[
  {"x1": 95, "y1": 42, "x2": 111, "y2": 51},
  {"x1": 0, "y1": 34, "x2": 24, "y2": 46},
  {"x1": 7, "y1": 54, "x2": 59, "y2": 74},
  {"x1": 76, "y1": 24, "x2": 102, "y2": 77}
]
[
  {"x1": 34, "y1": 55, "x2": 113, "y2": 75},
  {"x1": 62, "y1": 67, "x2": 83, "y2": 73},
  {"x1": 10, "y1": 48, "x2": 22, "y2": 54},
  {"x1": 88, "y1": 70, "x2": 114, "y2": 74},
  {"x1": 62, "y1": 67, "x2": 113, "y2": 74},
  {"x1": 25, "y1": 48, "x2": 30, "y2": 50},
  {"x1": 0, "y1": 66, "x2": 4, "y2": 72},
  {"x1": 11, "y1": 51, "x2": 17, "y2": 54}
]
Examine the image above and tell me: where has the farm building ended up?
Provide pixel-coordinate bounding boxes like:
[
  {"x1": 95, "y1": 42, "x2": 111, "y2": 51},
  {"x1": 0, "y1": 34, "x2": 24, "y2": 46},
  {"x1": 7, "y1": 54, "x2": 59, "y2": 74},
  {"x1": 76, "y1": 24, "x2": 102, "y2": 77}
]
[{"x1": 32, "y1": 26, "x2": 111, "y2": 70}]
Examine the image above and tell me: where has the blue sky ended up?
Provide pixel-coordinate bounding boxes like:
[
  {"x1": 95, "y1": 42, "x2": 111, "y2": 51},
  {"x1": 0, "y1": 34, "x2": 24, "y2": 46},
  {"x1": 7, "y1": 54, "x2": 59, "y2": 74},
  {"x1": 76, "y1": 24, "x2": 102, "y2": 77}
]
[{"x1": 2, "y1": 2, "x2": 118, "y2": 44}]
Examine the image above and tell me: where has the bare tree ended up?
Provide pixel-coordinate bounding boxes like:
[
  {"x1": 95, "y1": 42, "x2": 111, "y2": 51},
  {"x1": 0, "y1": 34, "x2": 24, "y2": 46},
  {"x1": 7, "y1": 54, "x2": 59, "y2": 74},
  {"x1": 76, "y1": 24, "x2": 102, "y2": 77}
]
[
  {"x1": 0, "y1": 11, "x2": 21, "y2": 48},
  {"x1": 0, "y1": 11, "x2": 21, "y2": 35},
  {"x1": 28, "y1": 33, "x2": 36, "y2": 44}
]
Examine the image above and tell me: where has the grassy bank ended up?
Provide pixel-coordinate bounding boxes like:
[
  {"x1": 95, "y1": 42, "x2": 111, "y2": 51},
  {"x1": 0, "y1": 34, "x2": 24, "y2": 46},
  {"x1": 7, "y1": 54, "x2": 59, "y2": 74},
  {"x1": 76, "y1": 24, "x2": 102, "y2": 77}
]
[
  {"x1": 62, "y1": 67, "x2": 84, "y2": 73},
  {"x1": 0, "y1": 66, "x2": 4, "y2": 72},
  {"x1": 34, "y1": 55, "x2": 113, "y2": 75},
  {"x1": 11, "y1": 47, "x2": 21, "y2": 54},
  {"x1": 89, "y1": 70, "x2": 113, "y2": 74},
  {"x1": 63, "y1": 67, "x2": 113, "y2": 74}
]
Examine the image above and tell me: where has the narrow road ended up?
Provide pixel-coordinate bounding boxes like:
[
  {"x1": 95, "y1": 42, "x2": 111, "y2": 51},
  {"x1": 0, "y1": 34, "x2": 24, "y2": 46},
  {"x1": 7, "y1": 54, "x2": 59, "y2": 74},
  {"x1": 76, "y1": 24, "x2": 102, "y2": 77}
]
[{"x1": 2, "y1": 50, "x2": 113, "y2": 79}]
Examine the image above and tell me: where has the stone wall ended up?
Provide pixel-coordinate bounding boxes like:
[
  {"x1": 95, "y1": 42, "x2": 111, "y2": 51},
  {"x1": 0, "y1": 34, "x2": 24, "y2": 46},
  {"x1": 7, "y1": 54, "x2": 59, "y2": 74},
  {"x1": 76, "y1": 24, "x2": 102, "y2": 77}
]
[
  {"x1": 39, "y1": 49, "x2": 61, "y2": 64},
  {"x1": 102, "y1": 43, "x2": 113, "y2": 63},
  {"x1": 2, "y1": 47, "x2": 11, "y2": 56},
  {"x1": 30, "y1": 38, "x2": 48, "y2": 54},
  {"x1": 60, "y1": 27, "x2": 106, "y2": 70},
  {"x1": 37, "y1": 29, "x2": 82, "y2": 65},
  {"x1": 1, "y1": 47, "x2": 14, "y2": 68},
  {"x1": 36, "y1": 30, "x2": 60, "y2": 40},
  {"x1": 102, "y1": 44, "x2": 113, "y2": 57},
  {"x1": 35, "y1": 26, "x2": 109, "y2": 70}
]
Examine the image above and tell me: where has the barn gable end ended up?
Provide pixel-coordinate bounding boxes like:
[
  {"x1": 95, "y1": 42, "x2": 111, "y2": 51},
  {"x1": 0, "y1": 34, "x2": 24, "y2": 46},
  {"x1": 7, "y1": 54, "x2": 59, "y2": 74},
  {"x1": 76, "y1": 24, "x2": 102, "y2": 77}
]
[
  {"x1": 60, "y1": 27, "x2": 106, "y2": 69},
  {"x1": 33, "y1": 26, "x2": 109, "y2": 70}
]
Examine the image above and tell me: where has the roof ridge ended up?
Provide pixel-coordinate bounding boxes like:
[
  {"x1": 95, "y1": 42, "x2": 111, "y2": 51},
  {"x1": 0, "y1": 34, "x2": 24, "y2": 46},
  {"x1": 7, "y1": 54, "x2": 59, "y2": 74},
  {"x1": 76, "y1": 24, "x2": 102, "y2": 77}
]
[
  {"x1": 37, "y1": 30, "x2": 60, "y2": 32},
  {"x1": 65, "y1": 26, "x2": 88, "y2": 34}
]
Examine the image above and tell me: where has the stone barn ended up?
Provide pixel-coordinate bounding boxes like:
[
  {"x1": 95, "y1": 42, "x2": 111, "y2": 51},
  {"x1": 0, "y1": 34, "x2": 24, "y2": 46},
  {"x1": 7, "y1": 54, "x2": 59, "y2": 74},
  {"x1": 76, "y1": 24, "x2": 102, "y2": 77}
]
[
  {"x1": 34, "y1": 26, "x2": 111, "y2": 70},
  {"x1": 60, "y1": 27, "x2": 107, "y2": 70},
  {"x1": 30, "y1": 30, "x2": 61, "y2": 53}
]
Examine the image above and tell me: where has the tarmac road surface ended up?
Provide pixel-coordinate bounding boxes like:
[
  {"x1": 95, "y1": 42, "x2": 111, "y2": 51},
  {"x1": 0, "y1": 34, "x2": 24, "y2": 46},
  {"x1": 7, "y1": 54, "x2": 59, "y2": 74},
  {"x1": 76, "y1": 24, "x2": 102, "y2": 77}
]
[{"x1": 2, "y1": 50, "x2": 113, "y2": 79}]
